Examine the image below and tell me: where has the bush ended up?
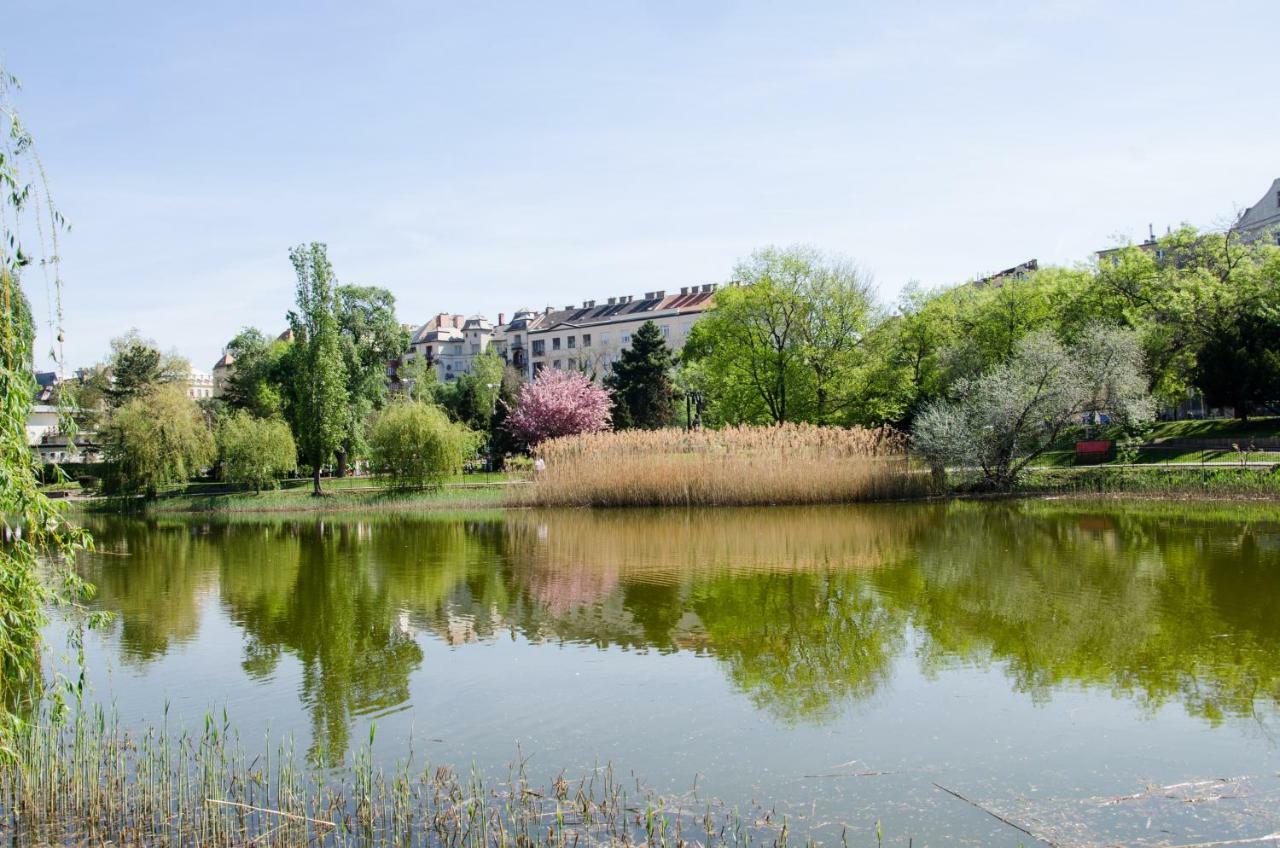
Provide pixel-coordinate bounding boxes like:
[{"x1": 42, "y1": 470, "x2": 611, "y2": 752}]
[
  {"x1": 216, "y1": 412, "x2": 297, "y2": 492},
  {"x1": 102, "y1": 384, "x2": 215, "y2": 497},
  {"x1": 368, "y1": 401, "x2": 478, "y2": 488}
]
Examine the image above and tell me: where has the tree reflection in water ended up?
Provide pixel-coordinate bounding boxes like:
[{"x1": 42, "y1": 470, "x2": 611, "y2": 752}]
[{"x1": 80, "y1": 501, "x2": 1280, "y2": 761}]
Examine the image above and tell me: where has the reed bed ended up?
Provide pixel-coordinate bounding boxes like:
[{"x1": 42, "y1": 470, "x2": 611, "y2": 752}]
[
  {"x1": 511, "y1": 424, "x2": 924, "y2": 508},
  {"x1": 1, "y1": 704, "x2": 821, "y2": 847}
]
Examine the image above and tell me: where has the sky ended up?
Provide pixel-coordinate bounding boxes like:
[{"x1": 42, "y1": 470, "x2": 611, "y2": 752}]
[{"x1": 7, "y1": 0, "x2": 1280, "y2": 372}]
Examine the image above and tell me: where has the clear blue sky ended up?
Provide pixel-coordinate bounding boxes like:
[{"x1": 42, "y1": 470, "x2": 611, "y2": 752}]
[{"x1": 9, "y1": 1, "x2": 1280, "y2": 372}]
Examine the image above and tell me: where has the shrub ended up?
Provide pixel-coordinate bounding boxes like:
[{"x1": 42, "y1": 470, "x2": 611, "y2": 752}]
[
  {"x1": 505, "y1": 370, "x2": 611, "y2": 448},
  {"x1": 368, "y1": 401, "x2": 478, "y2": 488},
  {"x1": 512, "y1": 423, "x2": 919, "y2": 507},
  {"x1": 102, "y1": 384, "x2": 215, "y2": 497},
  {"x1": 216, "y1": 412, "x2": 297, "y2": 492}
]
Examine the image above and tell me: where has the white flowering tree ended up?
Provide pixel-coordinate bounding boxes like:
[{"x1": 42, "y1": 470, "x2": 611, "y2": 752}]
[{"x1": 913, "y1": 324, "x2": 1153, "y2": 489}]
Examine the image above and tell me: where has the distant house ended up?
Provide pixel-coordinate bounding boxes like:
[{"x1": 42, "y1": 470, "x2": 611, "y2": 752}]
[
  {"x1": 211, "y1": 352, "x2": 235, "y2": 397},
  {"x1": 973, "y1": 259, "x2": 1039, "y2": 288},
  {"x1": 185, "y1": 369, "x2": 216, "y2": 400},
  {"x1": 25, "y1": 403, "x2": 60, "y2": 448},
  {"x1": 1234, "y1": 177, "x2": 1280, "y2": 244}
]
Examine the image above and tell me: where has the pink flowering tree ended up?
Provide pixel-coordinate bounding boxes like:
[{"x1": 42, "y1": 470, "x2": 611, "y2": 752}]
[{"x1": 505, "y1": 369, "x2": 612, "y2": 448}]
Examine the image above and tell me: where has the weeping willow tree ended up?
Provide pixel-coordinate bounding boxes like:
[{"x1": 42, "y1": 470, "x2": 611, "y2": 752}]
[{"x1": 0, "y1": 66, "x2": 98, "y2": 747}]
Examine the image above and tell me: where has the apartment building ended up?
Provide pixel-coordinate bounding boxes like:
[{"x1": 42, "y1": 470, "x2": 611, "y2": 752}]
[
  {"x1": 400, "y1": 313, "x2": 498, "y2": 383},
  {"x1": 498, "y1": 285, "x2": 717, "y2": 381}
]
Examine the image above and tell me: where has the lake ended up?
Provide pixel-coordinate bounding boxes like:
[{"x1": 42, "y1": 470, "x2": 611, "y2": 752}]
[{"x1": 51, "y1": 501, "x2": 1280, "y2": 847}]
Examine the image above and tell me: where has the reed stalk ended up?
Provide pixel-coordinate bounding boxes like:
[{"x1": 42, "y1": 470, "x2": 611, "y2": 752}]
[
  {"x1": 512, "y1": 424, "x2": 924, "y2": 508},
  {"x1": 0, "y1": 705, "x2": 841, "y2": 847}
]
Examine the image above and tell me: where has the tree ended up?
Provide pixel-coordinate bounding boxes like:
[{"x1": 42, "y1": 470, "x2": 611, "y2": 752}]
[
  {"x1": 368, "y1": 401, "x2": 477, "y2": 488},
  {"x1": 333, "y1": 285, "x2": 410, "y2": 477},
  {"x1": 222, "y1": 328, "x2": 290, "y2": 419},
  {"x1": 395, "y1": 354, "x2": 436, "y2": 401},
  {"x1": 684, "y1": 245, "x2": 875, "y2": 424},
  {"x1": 103, "y1": 384, "x2": 215, "y2": 497},
  {"x1": 1194, "y1": 306, "x2": 1280, "y2": 420},
  {"x1": 0, "y1": 64, "x2": 96, "y2": 717},
  {"x1": 505, "y1": 369, "x2": 612, "y2": 448},
  {"x1": 604, "y1": 320, "x2": 676, "y2": 429},
  {"x1": 284, "y1": 243, "x2": 350, "y2": 496},
  {"x1": 912, "y1": 324, "x2": 1153, "y2": 490},
  {"x1": 436, "y1": 349, "x2": 505, "y2": 431},
  {"x1": 216, "y1": 411, "x2": 297, "y2": 492},
  {"x1": 486, "y1": 365, "x2": 525, "y2": 465},
  {"x1": 104, "y1": 330, "x2": 191, "y2": 409}
]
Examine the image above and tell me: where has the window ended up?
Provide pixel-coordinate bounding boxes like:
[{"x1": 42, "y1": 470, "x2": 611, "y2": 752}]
[
  {"x1": 552, "y1": 359, "x2": 561, "y2": 369},
  {"x1": 532, "y1": 340, "x2": 545, "y2": 356},
  {"x1": 582, "y1": 334, "x2": 591, "y2": 347},
  {"x1": 661, "y1": 325, "x2": 669, "y2": 337},
  {"x1": 621, "y1": 333, "x2": 631, "y2": 345},
  {"x1": 471, "y1": 343, "x2": 480, "y2": 354},
  {"x1": 567, "y1": 336, "x2": 576, "y2": 349},
  {"x1": 452, "y1": 344, "x2": 462, "y2": 355},
  {"x1": 552, "y1": 337, "x2": 561, "y2": 351}
]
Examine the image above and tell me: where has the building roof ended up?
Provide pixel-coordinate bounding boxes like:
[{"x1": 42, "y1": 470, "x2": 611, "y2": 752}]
[
  {"x1": 410, "y1": 313, "x2": 466, "y2": 345},
  {"x1": 1236, "y1": 177, "x2": 1280, "y2": 235},
  {"x1": 973, "y1": 259, "x2": 1039, "y2": 288},
  {"x1": 212, "y1": 352, "x2": 235, "y2": 370},
  {"x1": 517, "y1": 287, "x2": 717, "y2": 333}
]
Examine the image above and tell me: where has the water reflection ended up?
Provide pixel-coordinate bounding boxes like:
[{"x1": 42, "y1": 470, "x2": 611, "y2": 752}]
[{"x1": 79, "y1": 502, "x2": 1280, "y2": 761}]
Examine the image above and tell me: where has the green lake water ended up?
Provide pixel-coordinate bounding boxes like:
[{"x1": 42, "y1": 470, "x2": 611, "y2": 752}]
[{"x1": 52, "y1": 501, "x2": 1280, "y2": 846}]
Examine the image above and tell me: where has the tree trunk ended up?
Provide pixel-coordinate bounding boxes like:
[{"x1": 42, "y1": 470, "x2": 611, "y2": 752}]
[
  {"x1": 312, "y1": 465, "x2": 323, "y2": 497},
  {"x1": 930, "y1": 463, "x2": 947, "y2": 493},
  {"x1": 336, "y1": 450, "x2": 348, "y2": 479}
]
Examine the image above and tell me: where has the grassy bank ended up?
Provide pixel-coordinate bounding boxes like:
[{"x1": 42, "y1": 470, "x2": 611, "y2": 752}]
[
  {"x1": 513, "y1": 424, "x2": 926, "y2": 508},
  {"x1": 73, "y1": 482, "x2": 511, "y2": 515},
  {"x1": 1013, "y1": 465, "x2": 1280, "y2": 498},
  {"x1": 3, "y1": 706, "x2": 809, "y2": 848}
]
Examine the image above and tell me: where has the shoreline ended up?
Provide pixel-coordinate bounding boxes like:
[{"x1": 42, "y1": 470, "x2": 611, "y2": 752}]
[{"x1": 63, "y1": 469, "x2": 1280, "y2": 517}]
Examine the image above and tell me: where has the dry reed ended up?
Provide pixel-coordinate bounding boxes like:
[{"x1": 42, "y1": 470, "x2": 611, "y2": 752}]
[{"x1": 510, "y1": 424, "x2": 924, "y2": 508}]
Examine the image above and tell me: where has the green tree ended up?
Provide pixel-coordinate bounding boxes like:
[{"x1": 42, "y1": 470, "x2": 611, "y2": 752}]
[
  {"x1": 103, "y1": 384, "x2": 215, "y2": 498},
  {"x1": 395, "y1": 354, "x2": 436, "y2": 401},
  {"x1": 435, "y1": 349, "x2": 505, "y2": 431},
  {"x1": 1194, "y1": 306, "x2": 1280, "y2": 420},
  {"x1": 284, "y1": 243, "x2": 350, "y2": 496},
  {"x1": 604, "y1": 320, "x2": 676, "y2": 429},
  {"x1": 684, "y1": 245, "x2": 875, "y2": 424},
  {"x1": 367, "y1": 401, "x2": 477, "y2": 488},
  {"x1": 104, "y1": 330, "x2": 191, "y2": 409},
  {"x1": 333, "y1": 285, "x2": 409, "y2": 476},
  {"x1": 0, "y1": 65, "x2": 96, "y2": 719},
  {"x1": 216, "y1": 411, "x2": 297, "y2": 492},
  {"x1": 222, "y1": 328, "x2": 289, "y2": 419}
]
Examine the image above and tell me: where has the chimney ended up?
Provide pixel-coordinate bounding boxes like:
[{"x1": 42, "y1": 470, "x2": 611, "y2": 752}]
[
  {"x1": 607, "y1": 297, "x2": 616, "y2": 305},
  {"x1": 565, "y1": 305, "x2": 574, "y2": 310},
  {"x1": 498, "y1": 312, "x2": 505, "y2": 326},
  {"x1": 454, "y1": 315, "x2": 464, "y2": 328},
  {"x1": 545, "y1": 306, "x2": 553, "y2": 315},
  {"x1": 655, "y1": 290, "x2": 665, "y2": 299},
  {"x1": 680, "y1": 286, "x2": 689, "y2": 295}
]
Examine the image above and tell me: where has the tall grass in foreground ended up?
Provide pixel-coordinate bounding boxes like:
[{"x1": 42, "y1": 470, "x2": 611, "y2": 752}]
[
  {"x1": 2, "y1": 705, "x2": 829, "y2": 847},
  {"x1": 512, "y1": 424, "x2": 924, "y2": 508}
]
